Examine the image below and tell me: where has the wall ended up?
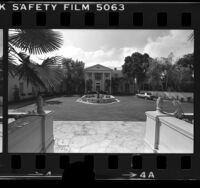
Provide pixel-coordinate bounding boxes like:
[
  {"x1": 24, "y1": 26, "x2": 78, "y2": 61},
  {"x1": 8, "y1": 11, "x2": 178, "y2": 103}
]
[
  {"x1": 145, "y1": 111, "x2": 193, "y2": 153},
  {"x1": 158, "y1": 116, "x2": 193, "y2": 153},
  {"x1": 8, "y1": 75, "x2": 62, "y2": 102},
  {"x1": 8, "y1": 111, "x2": 54, "y2": 153},
  {"x1": 142, "y1": 91, "x2": 193, "y2": 102},
  {"x1": 8, "y1": 75, "x2": 36, "y2": 102}
]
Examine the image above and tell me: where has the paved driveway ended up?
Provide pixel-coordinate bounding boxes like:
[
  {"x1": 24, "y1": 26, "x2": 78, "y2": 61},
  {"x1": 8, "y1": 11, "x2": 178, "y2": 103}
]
[{"x1": 53, "y1": 121, "x2": 152, "y2": 153}]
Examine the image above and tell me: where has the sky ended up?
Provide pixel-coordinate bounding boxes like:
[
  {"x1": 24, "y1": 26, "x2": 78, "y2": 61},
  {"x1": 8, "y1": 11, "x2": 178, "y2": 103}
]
[
  {"x1": 0, "y1": 30, "x2": 2, "y2": 57},
  {"x1": 11, "y1": 29, "x2": 194, "y2": 69}
]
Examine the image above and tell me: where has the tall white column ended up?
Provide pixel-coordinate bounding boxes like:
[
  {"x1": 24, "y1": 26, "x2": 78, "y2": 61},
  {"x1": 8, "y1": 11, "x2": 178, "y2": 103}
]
[
  {"x1": 102, "y1": 72, "x2": 105, "y2": 91},
  {"x1": 92, "y1": 72, "x2": 95, "y2": 92},
  {"x1": 84, "y1": 72, "x2": 86, "y2": 93},
  {"x1": 110, "y1": 73, "x2": 112, "y2": 94}
]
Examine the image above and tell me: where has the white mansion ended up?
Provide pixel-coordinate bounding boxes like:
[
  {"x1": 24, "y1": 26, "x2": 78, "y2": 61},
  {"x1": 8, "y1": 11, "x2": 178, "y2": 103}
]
[
  {"x1": 84, "y1": 64, "x2": 135, "y2": 94},
  {"x1": 8, "y1": 64, "x2": 136, "y2": 102}
]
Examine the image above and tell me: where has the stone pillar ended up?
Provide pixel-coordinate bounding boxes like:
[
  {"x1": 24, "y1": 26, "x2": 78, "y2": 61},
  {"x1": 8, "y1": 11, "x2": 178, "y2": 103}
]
[
  {"x1": 145, "y1": 111, "x2": 194, "y2": 153},
  {"x1": 144, "y1": 111, "x2": 168, "y2": 152}
]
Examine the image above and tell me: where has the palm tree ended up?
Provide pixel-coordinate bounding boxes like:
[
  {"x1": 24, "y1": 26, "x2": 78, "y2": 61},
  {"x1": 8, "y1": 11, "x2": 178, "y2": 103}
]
[{"x1": 8, "y1": 29, "x2": 64, "y2": 93}]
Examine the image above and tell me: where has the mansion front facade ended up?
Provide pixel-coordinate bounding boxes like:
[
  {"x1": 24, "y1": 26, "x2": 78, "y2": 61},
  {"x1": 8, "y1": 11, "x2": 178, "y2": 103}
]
[{"x1": 84, "y1": 64, "x2": 135, "y2": 94}]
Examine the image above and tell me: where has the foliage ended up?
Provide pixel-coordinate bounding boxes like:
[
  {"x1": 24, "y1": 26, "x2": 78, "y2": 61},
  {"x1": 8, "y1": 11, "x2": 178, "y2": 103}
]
[
  {"x1": 111, "y1": 77, "x2": 126, "y2": 94},
  {"x1": 86, "y1": 79, "x2": 93, "y2": 93},
  {"x1": 8, "y1": 29, "x2": 64, "y2": 93},
  {"x1": 146, "y1": 59, "x2": 163, "y2": 91},
  {"x1": 62, "y1": 58, "x2": 85, "y2": 94},
  {"x1": 122, "y1": 51, "x2": 193, "y2": 92},
  {"x1": 105, "y1": 79, "x2": 111, "y2": 92},
  {"x1": 122, "y1": 52, "x2": 151, "y2": 91},
  {"x1": 9, "y1": 29, "x2": 63, "y2": 55}
]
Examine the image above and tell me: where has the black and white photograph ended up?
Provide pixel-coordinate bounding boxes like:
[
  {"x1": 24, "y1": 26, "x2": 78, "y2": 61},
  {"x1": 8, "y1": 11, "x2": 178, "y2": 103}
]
[
  {"x1": 0, "y1": 29, "x2": 2, "y2": 152},
  {"x1": 7, "y1": 29, "x2": 194, "y2": 153}
]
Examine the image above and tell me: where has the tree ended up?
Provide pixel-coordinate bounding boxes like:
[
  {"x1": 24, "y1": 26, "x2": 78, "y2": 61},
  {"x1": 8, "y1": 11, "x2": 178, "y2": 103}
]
[
  {"x1": 105, "y1": 79, "x2": 111, "y2": 93},
  {"x1": 86, "y1": 79, "x2": 93, "y2": 93},
  {"x1": 122, "y1": 52, "x2": 151, "y2": 93},
  {"x1": 176, "y1": 53, "x2": 193, "y2": 72},
  {"x1": 111, "y1": 77, "x2": 120, "y2": 94},
  {"x1": 158, "y1": 53, "x2": 175, "y2": 90},
  {"x1": 146, "y1": 59, "x2": 163, "y2": 91},
  {"x1": 62, "y1": 58, "x2": 85, "y2": 94},
  {"x1": 173, "y1": 53, "x2": 194, "y2": 92},
  {"x1": 8, "y1": 29, "x2": 64, "y2": 93}
]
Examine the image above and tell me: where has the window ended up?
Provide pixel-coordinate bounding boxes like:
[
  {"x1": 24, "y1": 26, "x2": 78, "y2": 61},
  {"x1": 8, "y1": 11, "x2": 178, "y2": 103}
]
[
  {"x1": 19, "y1": 82, "x2": 24, "y2": 95},
  {"x1": 87, "y1": 73, "x2": 92, "y2": 78},
  {"x1": 105, "y1": 73, "x2": 110, "y2": 78},
  {"x1": 95, "y1": 73, "x2": 102, "y2": 80},
  {"x1": 125, "y1": 83, "x2": 130, "y2": 93}
]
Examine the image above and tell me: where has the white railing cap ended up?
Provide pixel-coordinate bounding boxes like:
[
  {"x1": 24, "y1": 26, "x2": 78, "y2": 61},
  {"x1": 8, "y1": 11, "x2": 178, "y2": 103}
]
[{"x1": 159, "y1": 116, "x2": 193, "y2": 139}]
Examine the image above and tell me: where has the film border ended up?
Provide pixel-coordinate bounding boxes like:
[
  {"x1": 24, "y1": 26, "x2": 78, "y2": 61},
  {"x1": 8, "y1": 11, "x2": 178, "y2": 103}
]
[{"x1": 0, "y1": 1, "x2": 199, "y2": 180}]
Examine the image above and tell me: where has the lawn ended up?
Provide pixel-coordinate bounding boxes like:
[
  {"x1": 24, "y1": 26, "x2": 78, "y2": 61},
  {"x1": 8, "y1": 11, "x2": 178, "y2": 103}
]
[{"x1": 9, "y1": 96, "x2": 194, "y2": 121}]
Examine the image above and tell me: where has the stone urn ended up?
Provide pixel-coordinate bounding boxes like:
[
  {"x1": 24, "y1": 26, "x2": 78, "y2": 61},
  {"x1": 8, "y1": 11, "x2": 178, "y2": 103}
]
[
  {"x1": 156, "y1": 97, "x2": 164, "y2": 113},
  {"x1": 36, "y1": 95, "x2": 45, "y2": 115}
]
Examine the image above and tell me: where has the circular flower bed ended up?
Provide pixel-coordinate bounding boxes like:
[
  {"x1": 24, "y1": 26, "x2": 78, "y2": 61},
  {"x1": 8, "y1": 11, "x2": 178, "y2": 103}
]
[{"x1": 77, "y1": 94, "x2": 120, "y2": 104}]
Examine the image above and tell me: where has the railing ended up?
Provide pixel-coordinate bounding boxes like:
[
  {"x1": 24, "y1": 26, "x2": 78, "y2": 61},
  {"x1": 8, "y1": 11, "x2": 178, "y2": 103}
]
[{"x1": 145, "y1": 111, "x2": 193, "y2": 153}]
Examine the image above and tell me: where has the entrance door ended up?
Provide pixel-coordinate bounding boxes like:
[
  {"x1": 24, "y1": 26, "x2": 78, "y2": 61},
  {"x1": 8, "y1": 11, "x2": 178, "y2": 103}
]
[{"x1": 96, "y1": 83, "x2": 100, "y2": 92}]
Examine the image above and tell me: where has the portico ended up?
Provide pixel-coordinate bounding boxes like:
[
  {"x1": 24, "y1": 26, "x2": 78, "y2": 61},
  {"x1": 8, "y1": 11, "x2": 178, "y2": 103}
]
[{"x1": 84, "y1": 64, "x2": 112, "y2": 93}]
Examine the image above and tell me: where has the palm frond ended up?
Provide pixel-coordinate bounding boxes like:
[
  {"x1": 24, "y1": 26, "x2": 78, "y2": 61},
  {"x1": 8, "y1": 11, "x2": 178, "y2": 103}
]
[
  {"x1": 8, "y1": 55, "x2": 18, "y2": 77},
  {"x1": 16, "y1": 55, "x2": 46, "y2": 89},
  {"x1": 9, "y1": 29, "x2": 63, "y2": 55},
  {"x1": 17, "y1": 52, "x2": 30, "y2": 62},
  {"x1": 41, "y1": 56, "x2": 63, "y2": 69},
  {"x1": 34, "y1": 56, "x2": 65, "y2": 89},
  {"x1": 41, "y1": 56, "x2": 64, "y2": 78}
]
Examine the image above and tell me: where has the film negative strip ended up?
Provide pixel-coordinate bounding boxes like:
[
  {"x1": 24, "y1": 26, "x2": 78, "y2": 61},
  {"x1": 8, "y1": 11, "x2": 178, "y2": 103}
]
[{"x1": 0, "y1": 1, "x2": 200, "y2": 181}]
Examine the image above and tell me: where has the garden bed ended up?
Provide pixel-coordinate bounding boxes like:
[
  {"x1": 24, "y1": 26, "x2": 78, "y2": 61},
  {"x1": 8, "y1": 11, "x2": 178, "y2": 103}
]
[{"x1": 77, "y1": 94, "x2": 120, "y2": 104}]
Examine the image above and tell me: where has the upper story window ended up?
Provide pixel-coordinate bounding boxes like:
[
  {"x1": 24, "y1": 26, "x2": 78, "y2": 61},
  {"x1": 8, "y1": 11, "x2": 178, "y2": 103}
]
[
  {"x1": 95, "y1": 73, "x2": 102, "y2": 80},
  {"x1": 104, "y1": 73, "x2": 110, "y2": 78},
  {"x1": 87, "y1": 72, "x2": 92, "y2": 78},
  {"x1": 19, "y1": 82, "x2": 24, "y2": 95}
]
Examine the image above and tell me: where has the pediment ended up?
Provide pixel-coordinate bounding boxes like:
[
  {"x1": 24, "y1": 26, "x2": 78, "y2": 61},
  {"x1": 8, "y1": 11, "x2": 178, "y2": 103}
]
[{"x1": 85, "y1": 64, "x2": 113, "y2": 72}]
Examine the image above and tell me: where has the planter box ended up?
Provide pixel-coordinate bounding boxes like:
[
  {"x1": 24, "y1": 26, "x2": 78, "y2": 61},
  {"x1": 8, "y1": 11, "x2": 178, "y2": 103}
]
[
  {"x1": 145, "y1": 111, "x2": 193, "y2": 153},
  {"x1": 8, "y1": 111, "x2": 54, "y2": 153},
  {"x1": 158, "y1": 116, "x2": 193, "y2": 153}
]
